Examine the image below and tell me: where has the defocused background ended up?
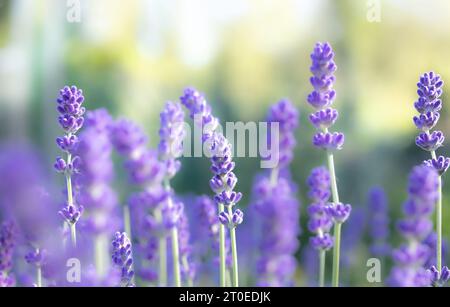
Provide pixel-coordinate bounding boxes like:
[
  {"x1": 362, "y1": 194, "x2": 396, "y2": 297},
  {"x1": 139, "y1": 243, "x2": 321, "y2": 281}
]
[{"x1": 1, "y1": 0, "x2": 450, "y2": 286}]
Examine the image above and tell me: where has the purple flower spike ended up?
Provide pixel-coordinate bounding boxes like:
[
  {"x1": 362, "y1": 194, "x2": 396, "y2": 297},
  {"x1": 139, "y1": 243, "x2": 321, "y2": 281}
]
[
  {"x1": 414, "y1": 72, "x2": 443, "y2": 114},
  {"x1": 266, "y1": 99, "x2": 299, "y2": 168},
  {"x1": 180, "y1": 87, "x2": 218, "y2": 141},
  {"x1": 388, "y1": 165, "x2": 439, "y2": 287},
  {"x1": 112, "y1": 232, "x2": 135, "y2": 287},
  {"x1": 326, "y1": 203, "x2": 351, "y2": 224},
  {"x1": 413, "y1": 112, "x2": 440, "y2": 131},
  {"x1": 428, "y1": 266, "x2": 450, "y2": 287},
  {"x1": 158, "y1": 101, "x2": 186, "y2": 179},
  {"x1": 309, "y1": 108, "x2": 338, "y2": 130},
  {"x1": 313, "y1": 132, "x2": 344, "y2": 151},
  {"x1": 424, "y1": 156, "x2": 450, "y2": 175},
  {"x1": 367, "y1": 187, "x2": 391, "y2": 257},
  {"x1": 0, "y1": 221, "x2": 15, "y2": 284},
  {"x1": 415, "y1": 131, "x2": 444, "y2": 152},
  {"x1": 308, "y1": 42, "x2": 337, "y2": 110},
  {"x1": 55, "y1": 86, "x2": 85, "y2": 228}
]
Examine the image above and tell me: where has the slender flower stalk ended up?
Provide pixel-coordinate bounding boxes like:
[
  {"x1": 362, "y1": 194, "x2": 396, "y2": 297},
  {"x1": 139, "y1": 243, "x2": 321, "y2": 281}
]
[
  {"x1": 413, "y1": 72, "x2": 449, "y2": 275},
  {"x1": 388, "y1": 165, "x2": 439, "y2": 286},
  {"x1": 54, "y1": 86, "x2": 85, "y2": 248},
  {"x1": 0, "y1": 221, "x2": 15, "y2": 287},
  {"x1": 180, "y1": 88, "x2": 243, "y2": 287},
  {"x1": 307, "y1": 42, "x2": 350, "y2": 287},
  {"x1": 111, "y1": 232, "x2": 135, "y2": 287},
  {"x1": 307, "y1": 167, "x2": 334, "y2": 287},
  {"x1": 158, "y1": 101, "x2": 186, "y2": 287}
]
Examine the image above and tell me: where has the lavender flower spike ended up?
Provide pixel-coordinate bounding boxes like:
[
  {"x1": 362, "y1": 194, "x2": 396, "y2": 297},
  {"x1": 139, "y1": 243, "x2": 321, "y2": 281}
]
[
  {"x1": 0, "y1": 221, "x2": 15, "y2": 287},
  {"x1": 55, "y1": 85, "x2": 85, "y2": 247},
  {"x1": 112, "y1": 232, "x2": 135, "y2": 287},
  {"x1": 413, "y1": 72, "x2": 448, "y2": 275},
  {"x1": 180, "y1": 88, "x2": 242, "y2": 287},
  {"x1": 388, "y1": 165, "x2": 439, "y2": 287},
  {"x1": 307, "y1": 42, "x2": 350, "y2": 287},
  {"x1": 367, "y1": 187, "x2": 390, "y2": 257},
  {"x1": 158, "y1": 101, "x2": 186, "y2": 287}
]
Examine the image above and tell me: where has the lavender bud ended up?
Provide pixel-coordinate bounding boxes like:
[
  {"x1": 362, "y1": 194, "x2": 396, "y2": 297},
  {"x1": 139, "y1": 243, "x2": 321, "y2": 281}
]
[
  {"x1": 310, "y1": 233, "x2": 334, "y2": 251},
  {"x1": 309, "y1": 108, "x2": 338, "y2": 130},
  {"x1": 231, "y1": 209, "x2": 244, "y2": 226},
  {"x1": 59, "y1": 203, "x2": 83, "y2": 225},
  {"x1": 415, "y1": 131, "x2": 444, "y2": 151},
  {"x1": 313, "y1": 132, "x2": 344, "y2": 151},
  {"x1": 428, "y1": 266, "x2": 450, "y2": 287},
  {"x1": 325, "y1": 203, "x2": 351, "y2": 224},
  {"x1": 218, "y1": 212, "x2": 230, "y2": 226},
  {"x1": 413, "y1": 112, "x2": 440, "y2": 131},
  {"x1": 424, "y1": 156, "x2": 450, "y2": 175}
]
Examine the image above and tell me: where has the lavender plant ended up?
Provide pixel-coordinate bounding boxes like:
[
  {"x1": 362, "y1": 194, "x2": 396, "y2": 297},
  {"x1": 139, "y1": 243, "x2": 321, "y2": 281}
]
[
  {"x1": 413, "y1": 72, "x2": 449, "y2": 275},
  {"x1": 388, "y1": 165, "x2": 438, "y2": 287},
  {"x1": 0, "y1": 221, "x2": 15, "y2": 287},
  {"x1": 307, "y1": 167, "x2": 334, "y2": 287},
  {"x1": 111, "y1": 232, "x2": 135, "y2": 287},
  {"x1": 180, "y1": 88, "x2": 243, "y2": 287},
  {"x1": 252, "y1": 99, "x2": 300, "y2": 286},
  {"x1": 158, "y1": 101, "x2": 187, "y2": 287},
  {"x1": 367, "y1": 187, "x2": 390, "y2": 258},
  {"x1": 307, "y1": 42, "x2": 351, "y2": 287},
  {"x1": 54, "y1": 85, "x2": 85, "y2": 247},
  {"x1": 25, "y1": 248, "x2": 46, "y2": 287}
]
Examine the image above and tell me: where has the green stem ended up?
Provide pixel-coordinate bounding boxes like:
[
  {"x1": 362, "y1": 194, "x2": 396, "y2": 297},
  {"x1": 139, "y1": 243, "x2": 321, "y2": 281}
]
[
  {"x1": 69, "y1": 223, "x2": 76, "y2": 248},
  {"x1": 182, "y1": 255, "x2": 193, "y2": 287},
  {"x1": 164, "y1": 180, "x2": 181, "y2": 287},
  {"x1": 331, "y1": 223, "x2": 342, "y2": 287},
  {"x1": 65, "y1": 153, "x2": 77, "y2": 248},
  {"x1": 319, "y1": 249, "x2": 326, "y2": 287},
  {"x1": 171, "y1": 225, "x2": 181, "y2": 287},
  {"x1": 155, "y1": 208, "x2": 167, "y2": 287},
  {"x1": 123, "y1": 205, "x2": 132, "y2": 241},
  {"x1": 36, "y1": 266, "x2": 42, "y2": 287},
  {"x1": 225, "y1": 269, "x2": 232, "y2": 287},
  {"x1": 219, "y1": 203, "x2": 226, "y2": 287},
  {"x1": 327, "y1": 150, "x2": 341, "y2": 287},
  {"x1": 227, "y1": 205, "x2": 239, "y2": 287},
  {"x1": 437, "y1": 176, "x2": 442, "y2": 271}
]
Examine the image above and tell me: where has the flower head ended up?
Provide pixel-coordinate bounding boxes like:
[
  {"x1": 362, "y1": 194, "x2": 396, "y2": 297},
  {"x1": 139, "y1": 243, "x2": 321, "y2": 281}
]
[
  {"x1": 158, "y1": 101, "x2": 186, "y2": 179},
  {"x1": 266, "y1": 99, "x2": 299, "y2": 168},
  {"x1": 424, "y1": 156, "x2": 450, "y2": 176},
  {"x1": 414, "y1": 72, "x2": 443, "y2": 114},
  {"x1": 325, "y1": 202, "x2": 351, "y2": 224},
  {"x1": 428, "y1": 266, "x2": 450, "y2": 287},
  {"x1": 111, "y1": 232, "x2": 134, "y2": 287}
]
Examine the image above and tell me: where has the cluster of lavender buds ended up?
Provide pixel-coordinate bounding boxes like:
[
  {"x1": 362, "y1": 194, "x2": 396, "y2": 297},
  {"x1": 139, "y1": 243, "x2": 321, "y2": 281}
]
[
  {"x1": 414, "y1": 72, "x2": 446, "y2": 158},
  {"x1": 0, "y1": 221, "x2": 15, "y2": 287},
  {"x1": 54, "y1": 86, "x2": 85, "y2": 245},
  {"x1": 159, "y1": 101, "x2": 186, "y2": 179},
  {"x1": 253, "y1": 175, "x2": 300, "y2": 286},
  {"x1": 25, "y1": 248, "x2": 46, "y2": 287},
  {"x1": 266, "y1": 99, "x2": 299, "y2": 169},
  {"x1": 367, "y1": 187, "x2": 390, "y2": 257},
  {"x1": 388, "y1": 165, "x2": 439, "y2": 287},
  {"x1": 180, "y1": 87, "x2": 242, "y2": 287},
  {"x1": 308, "y1": 42, "x2": 344, "y2": 151},
  {"x1": 307, "y1": 167, "x2": 334, "y2": 251},
  {"x1": 111, "y1": 232, "x2": 134, "y2": 287}
]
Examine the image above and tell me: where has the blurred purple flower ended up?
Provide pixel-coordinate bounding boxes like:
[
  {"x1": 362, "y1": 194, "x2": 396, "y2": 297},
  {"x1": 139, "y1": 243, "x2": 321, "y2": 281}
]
[
  {"x1": 367, "y1": 187, "x2": 391, "y2": 257},
  {"x1": 388, "y1": 165, "x2": 439, "y2": 287}
]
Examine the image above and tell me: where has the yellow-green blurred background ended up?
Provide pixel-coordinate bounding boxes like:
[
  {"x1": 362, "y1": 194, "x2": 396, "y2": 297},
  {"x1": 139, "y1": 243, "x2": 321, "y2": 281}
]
[{"x1": 1, "y1": 0, "x2": 450, "y2": 286}]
